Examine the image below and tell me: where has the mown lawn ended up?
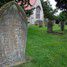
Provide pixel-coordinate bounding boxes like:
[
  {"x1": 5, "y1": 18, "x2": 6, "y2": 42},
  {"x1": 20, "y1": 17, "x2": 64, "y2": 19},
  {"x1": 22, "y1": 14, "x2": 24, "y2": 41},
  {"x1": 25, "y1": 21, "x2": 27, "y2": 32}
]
[{"x1": 16, "y1": 25, "x2": 67, "y2": 67}]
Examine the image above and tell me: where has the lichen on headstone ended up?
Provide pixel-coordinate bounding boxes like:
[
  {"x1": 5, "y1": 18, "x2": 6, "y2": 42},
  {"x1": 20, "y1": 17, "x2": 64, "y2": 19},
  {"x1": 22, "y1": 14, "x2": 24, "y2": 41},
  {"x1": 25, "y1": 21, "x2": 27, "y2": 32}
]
[{"x1": 0, "y1": 1, "x2": 27, "y2": 67}]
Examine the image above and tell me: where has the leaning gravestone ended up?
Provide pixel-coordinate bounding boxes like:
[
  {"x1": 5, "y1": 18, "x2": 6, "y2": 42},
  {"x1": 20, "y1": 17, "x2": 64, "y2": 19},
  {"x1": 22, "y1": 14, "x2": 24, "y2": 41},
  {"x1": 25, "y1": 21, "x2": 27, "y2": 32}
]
[{"x1": 0, "y1": 1, "x2": 27, "y2": 67}]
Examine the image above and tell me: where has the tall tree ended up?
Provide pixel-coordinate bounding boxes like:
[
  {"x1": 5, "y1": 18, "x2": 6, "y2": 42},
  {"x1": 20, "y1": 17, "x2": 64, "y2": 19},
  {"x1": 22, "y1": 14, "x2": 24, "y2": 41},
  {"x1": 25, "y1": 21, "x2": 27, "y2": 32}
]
[
  {"x1": 58, "y1": 11, "x2": 67, "y2": 31},
  {"x1": 41, "y1": 0, "x2": 57, "y2": 33},
  {"x1": 55, "y1": 0, "x2": 67, "y2": 31}
]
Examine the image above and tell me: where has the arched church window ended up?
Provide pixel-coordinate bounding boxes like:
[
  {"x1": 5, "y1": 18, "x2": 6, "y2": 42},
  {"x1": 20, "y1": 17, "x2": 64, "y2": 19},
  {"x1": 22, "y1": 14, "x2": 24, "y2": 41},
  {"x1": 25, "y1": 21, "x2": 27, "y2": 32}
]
[{"x1": 36, "y1": 6, "x2": 41, "y2": 19}]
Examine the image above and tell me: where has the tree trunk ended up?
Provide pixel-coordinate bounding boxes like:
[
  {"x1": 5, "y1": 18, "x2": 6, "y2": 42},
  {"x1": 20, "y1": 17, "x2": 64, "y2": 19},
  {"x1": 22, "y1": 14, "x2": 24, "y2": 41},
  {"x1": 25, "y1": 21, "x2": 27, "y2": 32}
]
[
  {"x1": 47, "y1": 20, "x2": 53, "y2": 33},
  {"x1": 60, "y1": 21, "x2": 64, "y2": 31}
]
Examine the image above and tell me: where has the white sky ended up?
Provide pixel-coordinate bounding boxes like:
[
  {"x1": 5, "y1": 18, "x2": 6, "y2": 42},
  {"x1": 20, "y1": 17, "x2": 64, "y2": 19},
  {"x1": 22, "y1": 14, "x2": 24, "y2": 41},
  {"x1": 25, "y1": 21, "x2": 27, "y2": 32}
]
[
  {"x1": 44, "y1": 0, "x2": 56, "y2": 9},
  {"x1": 44, "y1": 0, "x2": 62, "y2": 15},
  {"x1": 49, "y1": 0, "x2": 56, "y2": 9}
]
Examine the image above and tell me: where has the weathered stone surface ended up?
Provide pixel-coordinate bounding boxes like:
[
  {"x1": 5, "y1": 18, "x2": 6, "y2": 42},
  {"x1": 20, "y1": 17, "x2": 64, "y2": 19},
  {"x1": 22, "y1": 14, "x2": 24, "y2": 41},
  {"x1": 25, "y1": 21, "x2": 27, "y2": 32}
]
[
  {"x1": 0, "y1": 1, "x2": 27, "y2": 67},
  {"x1": 35, "y1": 20, "x2": 43, "y2": 27}
]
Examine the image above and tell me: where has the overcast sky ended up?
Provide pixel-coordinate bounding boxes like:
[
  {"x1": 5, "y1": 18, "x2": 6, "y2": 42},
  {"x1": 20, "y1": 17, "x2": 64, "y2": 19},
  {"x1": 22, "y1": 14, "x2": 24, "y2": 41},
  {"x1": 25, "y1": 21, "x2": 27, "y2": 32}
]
[
  {"x1": 44, "y1": 0, "x2": 61, "y2": 15},
  {"x1": 44, "y1": 0, "x2": 56, "y2": 9}
]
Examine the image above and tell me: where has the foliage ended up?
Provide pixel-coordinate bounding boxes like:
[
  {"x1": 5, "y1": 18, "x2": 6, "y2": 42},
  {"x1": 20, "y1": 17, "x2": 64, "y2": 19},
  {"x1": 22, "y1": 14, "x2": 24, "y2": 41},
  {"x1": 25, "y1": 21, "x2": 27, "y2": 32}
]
[
  {"x1": 15, "y1": 0, "x2": 33, "y2": 17},
  {"x1": 25, "y1": 8, "x2": 34, "y2": 17},
  {"x1": 55, "y1": 0, "x2": 67, "y2": 11},
  {"x1": 58, "y1": 11, "x2": 67, "y2": 21},
  {"x1": 0, "y1": 0, "x2": 33, "y2": 17},
  {"x1": 41, "y1": 0, "x2": 57, "y2": 20},
  {"x1": 41, "y1": 0, "x2": 58, "y2": 33},
  {"x1": 0, "y1": 0, "x2": 31, "y2": 7}
]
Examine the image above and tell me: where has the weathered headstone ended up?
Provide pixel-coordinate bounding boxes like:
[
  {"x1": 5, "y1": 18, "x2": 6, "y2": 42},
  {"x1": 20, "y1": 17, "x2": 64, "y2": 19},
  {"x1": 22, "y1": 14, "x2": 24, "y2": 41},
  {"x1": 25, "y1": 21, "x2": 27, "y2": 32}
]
[
  {"x1": 35, "y1": 20, "x2": 43, "y2": 27},
  {"x1": 0, "y1": 1, "x2": 27, "y2": 67}
]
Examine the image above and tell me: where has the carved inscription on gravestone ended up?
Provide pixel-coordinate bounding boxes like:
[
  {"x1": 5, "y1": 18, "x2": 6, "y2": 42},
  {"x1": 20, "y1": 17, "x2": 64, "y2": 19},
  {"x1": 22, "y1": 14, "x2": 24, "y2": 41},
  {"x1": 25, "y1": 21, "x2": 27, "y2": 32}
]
[{"x1": 0, "y1": 2, "x2": 27, "y2": 67}]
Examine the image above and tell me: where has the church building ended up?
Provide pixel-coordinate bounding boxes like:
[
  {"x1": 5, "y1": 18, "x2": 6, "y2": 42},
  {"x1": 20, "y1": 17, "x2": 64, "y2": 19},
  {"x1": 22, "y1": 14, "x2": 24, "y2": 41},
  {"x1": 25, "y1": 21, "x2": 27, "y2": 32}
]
[{"x1": 26, "y1": 0, "x2": 44, "y2": 24}]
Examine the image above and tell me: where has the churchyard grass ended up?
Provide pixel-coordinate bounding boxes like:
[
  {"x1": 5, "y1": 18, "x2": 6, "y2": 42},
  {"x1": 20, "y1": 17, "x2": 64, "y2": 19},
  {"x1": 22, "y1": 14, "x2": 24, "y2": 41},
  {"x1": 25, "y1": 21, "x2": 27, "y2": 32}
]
[{"x1": 15, "y1": 24, "x2": 67, "y2": 67}]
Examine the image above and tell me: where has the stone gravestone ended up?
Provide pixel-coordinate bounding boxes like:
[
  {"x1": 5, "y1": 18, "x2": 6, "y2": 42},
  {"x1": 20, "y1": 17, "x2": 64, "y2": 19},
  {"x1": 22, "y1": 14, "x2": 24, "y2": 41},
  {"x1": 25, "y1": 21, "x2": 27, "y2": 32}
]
[{"x1": 0, "y1": 1, "x2": 27, "y2": 67}]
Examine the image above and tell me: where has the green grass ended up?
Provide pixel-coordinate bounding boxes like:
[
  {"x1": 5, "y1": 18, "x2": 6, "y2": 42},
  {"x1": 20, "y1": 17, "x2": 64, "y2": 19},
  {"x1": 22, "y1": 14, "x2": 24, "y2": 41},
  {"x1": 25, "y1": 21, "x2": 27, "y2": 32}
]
[{"x1": 16, "y1": 25, "x2": 67, "y2": 67}]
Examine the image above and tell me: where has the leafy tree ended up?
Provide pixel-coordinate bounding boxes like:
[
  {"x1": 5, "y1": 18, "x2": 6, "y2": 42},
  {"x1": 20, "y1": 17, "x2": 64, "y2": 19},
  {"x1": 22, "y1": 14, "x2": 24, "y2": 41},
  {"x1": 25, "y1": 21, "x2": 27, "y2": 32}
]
[
  {"x1": 55, "y1": 0, "x2": 67, "y2": 11},
  {"x1": 41, "y1": 0, "x2": 57, "y2": 33},
  {"x1": 41, "y1": 0, "x2": 53, "y2": 19},
  {"x1": 55, "y1": 0, "x2": 67, "y2": 31},
  {"x1": 58, "y1": 11, "x2": 67, "y2": 31},
  {"x1": 58, "y1": 11, "x2": 67, "y2": 21}
]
